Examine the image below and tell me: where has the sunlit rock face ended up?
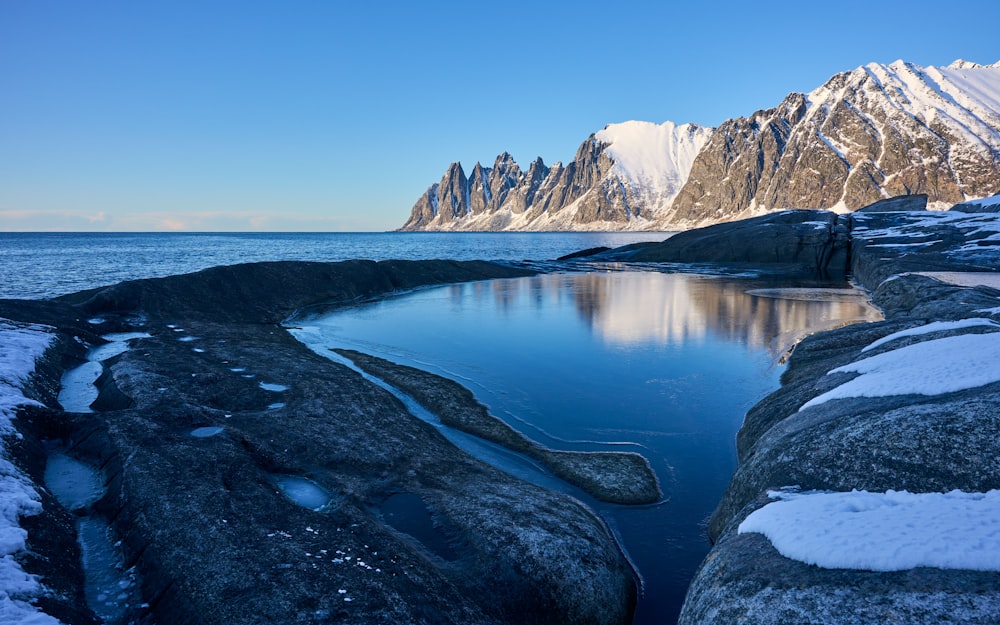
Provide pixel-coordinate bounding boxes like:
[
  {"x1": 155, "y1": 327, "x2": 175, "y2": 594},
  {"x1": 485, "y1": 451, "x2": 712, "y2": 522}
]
[
  {"x1": 404, "y1": 60, "x2": 1000, "y2": 231},
  {"x1": 401, "y1": 122, "x2": 713, "y2": 231},
  {"x1": 673, "y1": 61, "x2": 1000, "y2": 225}
]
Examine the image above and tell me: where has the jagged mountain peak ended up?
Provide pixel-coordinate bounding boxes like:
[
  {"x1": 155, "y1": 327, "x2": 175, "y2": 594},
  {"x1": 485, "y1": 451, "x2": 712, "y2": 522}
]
[
  {"x1": 493, "y1": 151, "x2": 516, "y2": 167},
  {"x1": 402, "y1": 59, "x2": 1000, "y2": 232},
  {"x1": 947, "y1": 59, "x2": 1000, "y2": 70},
  {"x1": 949, "y1": 59, "x2": 983, "y2": 70}
]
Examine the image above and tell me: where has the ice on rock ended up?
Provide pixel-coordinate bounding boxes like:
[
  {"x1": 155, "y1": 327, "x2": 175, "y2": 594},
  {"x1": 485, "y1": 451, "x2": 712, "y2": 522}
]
[
  {"x1": 190, "y1": 427, "x2": 225, "y2": 438},
  {"x1": 259, "y1": 382, "x2": 288, "y2": 392},
  {"x1": 44, "y1": 452, "x2": 104, "y2": 511},
  {"x1": 272, "y1": 476, "x2": 333, "y2": 511}
]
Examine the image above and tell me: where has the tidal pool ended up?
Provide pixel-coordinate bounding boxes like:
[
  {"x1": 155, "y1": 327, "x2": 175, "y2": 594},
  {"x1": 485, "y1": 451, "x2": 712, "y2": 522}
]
[{"x1": 291, "y1": 270, "x2": 880, "y2": 624}]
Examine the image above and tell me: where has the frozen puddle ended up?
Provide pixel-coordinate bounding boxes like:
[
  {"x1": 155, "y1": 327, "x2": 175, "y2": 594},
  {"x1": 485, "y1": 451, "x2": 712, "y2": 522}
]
[
  {"x1": 259, "y1": 382, "x2": 288, "y2": 392},
  {"x1": 58, "y1": 361, "x2": 104, "y2": 413},
  {"x1": 917, "y1": 271, "x2": 1000, "y2": 289},
  {"x1": 745, "y1": 287, "x2": 872, "y2": 303},
  {"x1": 78, "y1": 517, "x2": 139, "y2": 623},
  {"x1": 191, "y1": 426, "x2": 225, "y2": 438},
  {"x1": 45, "y1": 451, "x2": 137, "y2": 622},
  {"x1": 272, "y1": 476, "x2": 333, "y2": 511},
  {"x1": 89, "y1": 332, "x2": 152, "y2": 362},
  {"x1": 45, "y1": 451, "x2": 104, "y2": 511},
  {"x1": 59, "y1": 333, "x2": 151, "y2": 412}
]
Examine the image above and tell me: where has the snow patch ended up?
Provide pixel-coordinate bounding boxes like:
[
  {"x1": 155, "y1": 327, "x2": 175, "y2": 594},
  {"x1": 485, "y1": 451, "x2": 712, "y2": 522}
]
[
  {"x1": 916, "y1": 271, "x2": 1000, "y2": 289},
  {"x1": 595, "y1": 120, "x2": 713, "y2": 212},
  {"x1": 862, "y1": 318, "x2": 999, "y2": 352},
  {"x1": 0, "y1": 318, "x2": 61, "y2": 624},
  {"x1": 739, "y1": 488, "x2": 1000, "y2": 572},
  {"x1": 801, "y1": 332, "x2": 1000, "y2": 410}
]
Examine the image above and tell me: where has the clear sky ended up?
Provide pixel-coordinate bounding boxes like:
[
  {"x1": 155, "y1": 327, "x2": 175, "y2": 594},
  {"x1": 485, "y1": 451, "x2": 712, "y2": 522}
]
[{"x1": 3, "y1": 1, "x2": 999, "y2": 232}]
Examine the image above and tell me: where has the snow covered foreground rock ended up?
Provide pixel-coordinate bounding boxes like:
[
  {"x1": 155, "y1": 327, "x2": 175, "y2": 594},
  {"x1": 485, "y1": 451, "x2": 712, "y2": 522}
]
[{"x1": 660, "y1": 208, "x2": 1000, "y2": 623}]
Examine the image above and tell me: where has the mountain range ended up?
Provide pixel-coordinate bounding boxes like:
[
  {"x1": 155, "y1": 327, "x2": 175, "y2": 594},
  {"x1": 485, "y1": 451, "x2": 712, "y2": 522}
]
[{"x1": 400, "y1": 59, "x2": 1000, "y2": 231}]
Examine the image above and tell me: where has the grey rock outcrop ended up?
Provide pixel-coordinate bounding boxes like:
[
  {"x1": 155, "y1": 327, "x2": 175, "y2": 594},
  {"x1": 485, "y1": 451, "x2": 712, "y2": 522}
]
[
  {"x1": 674, "y1": 210, "x2": 1000, "y2": 624},
  {"x1": 854, "y1": 193, "x2": 927, "y2": 212},
  {"x1": 401, "y1": 122, "x2": 712, "y2": 231},
  {"x1": 951, "y1": 193, "x2": 1000, "y2": 213},
  {"x1": 672, "y1": 61, "x2": 1000, "y2": 225},
  {"x1": 596, "y1": 209, "x2": 851, "y2": 278}
]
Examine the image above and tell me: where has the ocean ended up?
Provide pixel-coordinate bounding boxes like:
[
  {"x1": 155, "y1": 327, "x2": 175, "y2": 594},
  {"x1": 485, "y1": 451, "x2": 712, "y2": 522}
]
[{"x1": 0, "y1": 231, "x2": 671, "y2": 300}]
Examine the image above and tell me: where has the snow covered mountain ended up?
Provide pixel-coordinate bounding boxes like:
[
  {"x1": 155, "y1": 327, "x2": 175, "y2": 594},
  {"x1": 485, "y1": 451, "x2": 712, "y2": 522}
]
[
  {"x1": 401, "y1": 60, "x2": 1000, "y2": 232},
  {"x1": 401, "y1": 122, "x2": 712, "y2": 231}
]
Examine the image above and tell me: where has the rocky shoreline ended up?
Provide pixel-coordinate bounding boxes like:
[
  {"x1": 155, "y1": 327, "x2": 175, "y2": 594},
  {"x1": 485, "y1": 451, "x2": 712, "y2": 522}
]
[
  {"x1": 636, "y1": 203, "x2": 1000, "y2": 624},
  {"x1": 1, "y1": 260, "x2": 639, "y2": 625},
  {"x1": 2, "y1": 200, "x2": 999, "y2": 624}
]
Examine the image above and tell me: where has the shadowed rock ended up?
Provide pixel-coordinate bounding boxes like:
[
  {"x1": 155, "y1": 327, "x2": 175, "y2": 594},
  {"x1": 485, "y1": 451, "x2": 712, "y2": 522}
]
[
  {"x1": 62, "y1": 259, "x2": 535, "y2": 324},
  {"x1": 855, "y1": 193, "x2": 927, "y2": 212},
  {"x1": 3, "y1": 260, "x2": 638, "y2": 625},
  {"x1": 335, "y1": 349, "x2": 662, "y2": 505},
  {"x1": 596, "y1": 209, "x2": 850, "y2": 278},
  {"x1": 556, "y1": 246, "x2": 612, "y2": 260}
]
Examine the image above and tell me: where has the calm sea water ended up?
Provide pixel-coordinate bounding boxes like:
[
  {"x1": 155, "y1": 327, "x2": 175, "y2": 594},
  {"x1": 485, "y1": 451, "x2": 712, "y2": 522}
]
[
  {"x1": 292, "y1": 272, "x2": 881, "y2": 625},
  {"x1": 0, "y1": 231, "x2": 670, "y2": 300}
]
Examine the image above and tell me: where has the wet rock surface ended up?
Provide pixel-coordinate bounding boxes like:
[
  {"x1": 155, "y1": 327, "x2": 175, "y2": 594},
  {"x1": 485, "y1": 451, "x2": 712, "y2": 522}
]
[
  {"x1": 335, "y1": 349, "x2": 661, "y2": 505},
  {"x1": 2, "y1": 260, "x2": 638, "y2": 625}
]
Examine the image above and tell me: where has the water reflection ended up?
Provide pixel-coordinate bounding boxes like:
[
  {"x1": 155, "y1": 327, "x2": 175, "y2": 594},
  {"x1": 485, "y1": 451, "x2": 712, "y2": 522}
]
[{"x1": 451, "y1": 272, "x2": 879, "y2": 355}]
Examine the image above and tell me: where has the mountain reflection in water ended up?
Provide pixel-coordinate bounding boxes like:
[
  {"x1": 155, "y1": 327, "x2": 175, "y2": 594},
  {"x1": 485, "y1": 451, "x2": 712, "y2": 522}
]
[
  {"x1": 449, "y1": 272, "x2": 879, "y2": 355},
  {"x1": 292, "y1": 270, "x2": 881, "y2": 625}
]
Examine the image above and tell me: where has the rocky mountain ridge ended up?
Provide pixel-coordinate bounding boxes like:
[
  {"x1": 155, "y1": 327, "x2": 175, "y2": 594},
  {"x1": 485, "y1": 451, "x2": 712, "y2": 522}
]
[
  {"x1": 401, "y1": 122, "x2": 712, "y2": 231},
  {"x1": 401, "y1": 60, "x2": 1000, "y2": 232}
]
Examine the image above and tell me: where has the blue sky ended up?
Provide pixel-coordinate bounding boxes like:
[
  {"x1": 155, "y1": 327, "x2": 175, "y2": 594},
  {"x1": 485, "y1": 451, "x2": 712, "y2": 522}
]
[{"x1": 2, "y1": 1, "x2": 999, "y2": 232}]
